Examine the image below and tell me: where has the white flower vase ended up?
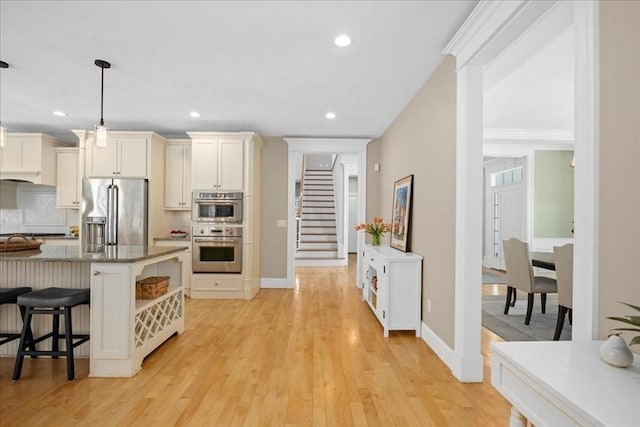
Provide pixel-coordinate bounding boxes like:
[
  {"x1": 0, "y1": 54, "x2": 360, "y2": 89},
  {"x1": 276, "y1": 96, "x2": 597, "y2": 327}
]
[{"x1": 599, "y1": 335, "x2": 634, "y2": 368}]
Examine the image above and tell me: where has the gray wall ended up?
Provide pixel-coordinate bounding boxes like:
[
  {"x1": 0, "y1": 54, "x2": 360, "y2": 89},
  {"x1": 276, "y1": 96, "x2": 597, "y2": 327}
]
[
  {"x1": 533, "y1": 150, "x2": 574, "y2": 238},
  {"x1": 259, "y1": 136, "x2": 288, "y2": 278},
  {"x1": 370, "y1": 55, "x2": 458, "y2": 347},
  {"x1": 598, "y1": 0, "x2": 640, "y2": 340}
]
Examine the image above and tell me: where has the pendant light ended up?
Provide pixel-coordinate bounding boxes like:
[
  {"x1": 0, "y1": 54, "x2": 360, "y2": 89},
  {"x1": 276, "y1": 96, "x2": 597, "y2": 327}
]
[
  {"x1": 94, "y1": 59, "x2": 111, "y2": 147},
  {"x1": 0, "y1": 60, "x2": 8, "y2": 148}
]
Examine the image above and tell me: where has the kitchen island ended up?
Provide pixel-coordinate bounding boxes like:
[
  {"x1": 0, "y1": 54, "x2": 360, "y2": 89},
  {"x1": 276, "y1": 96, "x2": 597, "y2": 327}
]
[{"x1": 0, "y1": 245, "x2": 188, "y2": 377}]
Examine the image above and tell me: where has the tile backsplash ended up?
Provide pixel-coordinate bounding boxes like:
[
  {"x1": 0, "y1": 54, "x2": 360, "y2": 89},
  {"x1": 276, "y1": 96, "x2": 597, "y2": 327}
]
[{"x1": 0, "y1": 184, "x2": 78, "y2": 235}]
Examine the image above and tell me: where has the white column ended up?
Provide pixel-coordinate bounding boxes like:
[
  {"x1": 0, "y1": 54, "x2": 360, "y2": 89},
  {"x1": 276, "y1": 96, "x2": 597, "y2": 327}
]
[{"x1": 453, "y1": 64, "x2": 484, "y2": 382}]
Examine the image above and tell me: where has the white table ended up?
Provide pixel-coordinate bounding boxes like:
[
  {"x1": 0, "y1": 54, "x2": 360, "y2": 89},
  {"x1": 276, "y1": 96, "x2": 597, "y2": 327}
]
[{"x1": 491, "y1": 341, "x2": 640, "y2": 427}]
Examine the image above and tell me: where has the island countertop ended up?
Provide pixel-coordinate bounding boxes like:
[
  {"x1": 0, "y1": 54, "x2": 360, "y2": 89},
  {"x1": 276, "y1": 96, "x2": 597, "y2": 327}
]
[{"x1": 0, "y1": 245, "x2": 187, "y2": 263}]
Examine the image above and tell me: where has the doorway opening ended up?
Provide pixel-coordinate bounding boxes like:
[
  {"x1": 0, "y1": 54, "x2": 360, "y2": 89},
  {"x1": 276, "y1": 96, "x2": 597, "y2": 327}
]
[{"x1": 284, "y1": 138, "x2": 371, "y2": 288}]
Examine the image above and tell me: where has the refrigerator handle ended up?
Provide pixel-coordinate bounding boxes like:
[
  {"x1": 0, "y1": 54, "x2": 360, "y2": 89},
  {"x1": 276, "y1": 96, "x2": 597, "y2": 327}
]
[{"x1": 107, "y1": 184, "x2": 119, "y2": 245}]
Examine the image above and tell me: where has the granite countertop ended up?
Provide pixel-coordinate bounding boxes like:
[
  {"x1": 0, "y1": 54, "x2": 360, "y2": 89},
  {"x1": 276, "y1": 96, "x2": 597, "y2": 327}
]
[
  {"x1": 0, "y1": 245, "x2": 187, "y2": 263},
  {"x1": 0, "y1": 233, "x2": 79, "y2": 241}
]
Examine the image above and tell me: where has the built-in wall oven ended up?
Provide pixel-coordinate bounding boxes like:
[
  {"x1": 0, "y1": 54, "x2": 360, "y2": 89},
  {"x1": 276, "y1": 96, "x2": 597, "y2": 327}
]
[
  {"x1": 192, "y1": 191, "x2": 243, "y2": 223},
  {"x1": 192, "y1": 224, "x2": 242, "y2": 273}
]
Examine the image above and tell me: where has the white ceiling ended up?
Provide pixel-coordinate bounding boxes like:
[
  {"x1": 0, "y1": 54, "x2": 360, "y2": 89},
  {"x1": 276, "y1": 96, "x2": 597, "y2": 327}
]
[
  {"x1": 483, "y1": 11, "x2": 575, "y2": 139},
  {"x1": 0, "y1": 1, "x2": 477, "y2": 143}
]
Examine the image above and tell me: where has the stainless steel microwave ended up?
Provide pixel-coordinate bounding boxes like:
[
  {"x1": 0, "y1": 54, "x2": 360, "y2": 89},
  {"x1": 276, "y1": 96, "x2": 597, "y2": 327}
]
[{"x1": 192, "y1": 191, "x2": 243, "y2": 223}]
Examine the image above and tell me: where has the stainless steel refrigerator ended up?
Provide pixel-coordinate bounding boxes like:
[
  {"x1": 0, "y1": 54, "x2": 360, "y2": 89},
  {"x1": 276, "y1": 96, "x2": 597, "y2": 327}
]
[{"x1": 81, "y1": 178, "x2": 148, "y2": 246}]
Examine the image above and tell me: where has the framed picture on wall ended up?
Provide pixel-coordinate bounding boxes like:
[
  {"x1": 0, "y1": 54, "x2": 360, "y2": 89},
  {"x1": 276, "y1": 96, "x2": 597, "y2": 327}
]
[{"x1": 390, "y1": 174, "x2": 413, "y2": 252}]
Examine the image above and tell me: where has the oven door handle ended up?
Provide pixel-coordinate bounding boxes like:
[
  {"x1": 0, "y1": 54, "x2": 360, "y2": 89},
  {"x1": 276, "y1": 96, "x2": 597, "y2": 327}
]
[{"x1": 194, "y1": 238, "x2": 240, "y2": 243}]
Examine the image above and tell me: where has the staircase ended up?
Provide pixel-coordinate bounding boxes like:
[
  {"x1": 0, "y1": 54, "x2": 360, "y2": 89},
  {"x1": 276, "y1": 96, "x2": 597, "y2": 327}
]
[{"x1": 296, "y1": 169, "x2": 338, "y2": 261}]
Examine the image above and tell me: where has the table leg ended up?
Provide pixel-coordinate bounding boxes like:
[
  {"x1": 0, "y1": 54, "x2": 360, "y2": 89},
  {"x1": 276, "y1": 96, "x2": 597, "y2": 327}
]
[{"x1": 509, "y1": 407, "x2": 527, "y2": 427}]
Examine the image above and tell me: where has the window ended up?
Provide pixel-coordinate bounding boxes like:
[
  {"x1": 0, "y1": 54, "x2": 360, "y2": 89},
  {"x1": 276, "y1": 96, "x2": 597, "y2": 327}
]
[{"x1": 492, "y1": 167, "x2": 523, "y2": 187}]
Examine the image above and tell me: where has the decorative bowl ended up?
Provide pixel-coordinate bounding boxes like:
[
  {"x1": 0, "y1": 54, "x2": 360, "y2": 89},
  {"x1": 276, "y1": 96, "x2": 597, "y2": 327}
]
[{"x1": 170, "y1": 232, "x2": 188, "y2": 239}]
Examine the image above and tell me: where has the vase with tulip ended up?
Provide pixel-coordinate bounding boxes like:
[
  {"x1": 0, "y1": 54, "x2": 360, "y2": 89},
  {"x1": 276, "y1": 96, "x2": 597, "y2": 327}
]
[{"x1": 355, "y1": 217, "x2": 391, "y2": 246}]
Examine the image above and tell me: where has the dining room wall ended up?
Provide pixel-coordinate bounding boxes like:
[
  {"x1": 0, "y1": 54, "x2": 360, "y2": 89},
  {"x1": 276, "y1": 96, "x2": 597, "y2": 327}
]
[
  {"x1": 598, "y1": 0, "x2": 640, "y2": 345},
  {"x1": 533, "y1": 150, "x2": 574, "y2": 238}
]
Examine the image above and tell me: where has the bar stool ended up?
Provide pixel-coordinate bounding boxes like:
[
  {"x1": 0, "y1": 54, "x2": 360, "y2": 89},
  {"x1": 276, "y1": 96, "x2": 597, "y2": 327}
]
[
  {"x1": 13, "y1": 287, "x2": 90, "y2": 381},
  {"x1": 0, "y1": 287, "x2": 34, "y2": 348}
]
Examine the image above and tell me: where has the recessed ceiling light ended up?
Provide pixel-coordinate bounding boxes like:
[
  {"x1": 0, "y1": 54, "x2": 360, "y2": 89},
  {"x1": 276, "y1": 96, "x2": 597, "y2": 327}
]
[
  {"x1": 52, "y1": 111, "x2": 66, "y2": 117},
  {"x1": 189, "y1": 111, "x2": 200, "y2": 118},
  {"x1": 326, "y1": 112, "x2": 336, "y2": 119},
  {"x1": 334, "y1": 34, "x2": 351, "y2": 47}
]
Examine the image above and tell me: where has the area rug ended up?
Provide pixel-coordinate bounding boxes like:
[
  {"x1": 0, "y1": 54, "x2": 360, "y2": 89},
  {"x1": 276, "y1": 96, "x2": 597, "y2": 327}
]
[
  {"x1": 482, "y1": 294, "x2": 572, "y2": 341},
  {"x1": 482, "y1": 270, "x2": 507, "y2": 284}
]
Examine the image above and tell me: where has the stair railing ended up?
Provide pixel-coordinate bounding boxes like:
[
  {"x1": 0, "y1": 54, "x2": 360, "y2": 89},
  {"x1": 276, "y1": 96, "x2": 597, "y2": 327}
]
[{"x1": 297, "y1": 155, "x2": 306, "y2": 218}]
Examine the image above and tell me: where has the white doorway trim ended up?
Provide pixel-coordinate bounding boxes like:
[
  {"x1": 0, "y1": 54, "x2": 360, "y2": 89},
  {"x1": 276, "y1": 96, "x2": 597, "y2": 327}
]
[
  {"x1": 443, "y1": 0, "x2": 599, "y2": 381},
  {"x1": 284, "y1": 138, "x2": 371, "y2": 288}
]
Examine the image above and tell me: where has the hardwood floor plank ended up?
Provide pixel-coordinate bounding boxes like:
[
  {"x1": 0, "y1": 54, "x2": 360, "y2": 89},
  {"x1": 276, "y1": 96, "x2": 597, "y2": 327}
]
[{"x1": 0, "y1": 257, "x2": 510, "y2": 426}]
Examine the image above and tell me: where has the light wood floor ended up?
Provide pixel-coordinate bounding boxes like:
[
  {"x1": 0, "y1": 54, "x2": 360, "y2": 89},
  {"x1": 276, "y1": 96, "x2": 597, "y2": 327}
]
[{"x1": 0, "y1": 259, "x2": 510, "y2": 426}]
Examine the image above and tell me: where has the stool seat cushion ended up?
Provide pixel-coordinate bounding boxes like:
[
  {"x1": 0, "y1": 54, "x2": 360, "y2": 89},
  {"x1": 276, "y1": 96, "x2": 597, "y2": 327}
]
[
  {"x1": 17, "y1": 287, "x2": 90, "y2": 308},
  {"x1": 0, "y1": 287, "x2": 33, "y2": 305}
]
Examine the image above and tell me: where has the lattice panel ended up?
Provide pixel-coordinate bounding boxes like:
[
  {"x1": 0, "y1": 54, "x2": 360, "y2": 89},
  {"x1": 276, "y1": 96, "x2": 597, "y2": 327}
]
[{"x1": 135, "y1": 291, "x2": 183, "y2": 348}]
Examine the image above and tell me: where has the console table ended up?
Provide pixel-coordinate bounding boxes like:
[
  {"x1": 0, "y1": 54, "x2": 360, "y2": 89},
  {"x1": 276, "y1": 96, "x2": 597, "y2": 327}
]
[
  {"x1": 491, "y1": 341, "x2": 639, "y2": 426},
  {"x1": 359, "y1": 244, "x2": 422, "y2": 337}
]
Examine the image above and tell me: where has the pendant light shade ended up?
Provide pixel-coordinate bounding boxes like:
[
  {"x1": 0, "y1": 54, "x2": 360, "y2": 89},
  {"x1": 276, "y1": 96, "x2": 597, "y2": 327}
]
[
  {"x1": 94, "y1": 59, "x2": 111, "y2": 147},
  {"x1": 0, "y1": 125, "x2": 6, "y2": 148},
  {"x1": 0, "y1": 60, "x2": 8, "y2": 148}
]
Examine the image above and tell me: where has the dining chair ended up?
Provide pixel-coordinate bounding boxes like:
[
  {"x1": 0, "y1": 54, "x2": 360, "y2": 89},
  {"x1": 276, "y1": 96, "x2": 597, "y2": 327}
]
[
  {"x1": 553, "y1": 244, "x2": 573, "y2": 340},
  {"x1": 502, "y1": 238, "x2": 558, "y2": 325}
]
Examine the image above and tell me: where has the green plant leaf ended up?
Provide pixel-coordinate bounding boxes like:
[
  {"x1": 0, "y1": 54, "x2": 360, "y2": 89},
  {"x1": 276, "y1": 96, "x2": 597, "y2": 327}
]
[
  {"x1": 606, "y1": 316, "x2": 640, "y2": 327},
  {"x1": 610, "y1": 327, "x2": 640, "y2": 333},
  {"x1": 618, "y1": 301, "x2": 640, "y2": 313},
  {"x1": 630, "y1": 336, "x2": 640, "y2": 346}
]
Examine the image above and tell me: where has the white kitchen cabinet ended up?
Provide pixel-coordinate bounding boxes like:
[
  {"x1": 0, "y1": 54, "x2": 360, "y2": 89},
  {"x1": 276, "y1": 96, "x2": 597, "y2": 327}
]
[
  {"x1": 360, "y1": 244, "x2": 422, "y2": 337},
  {"x1": 190, "y1": 137, "x2": 243, "y2": 190},
  {"x1": 164, "y1": 141, "x2": 191, "y2": 209},
  {"x1": 88, "y1": 136, "x2": 148, "y2": 178},
  {"x1": 0, "y1": 133, "x2": 71, "y2": 185},
  {"x1": 55, "y1": 148, "x2": 80, "y2": 208}
]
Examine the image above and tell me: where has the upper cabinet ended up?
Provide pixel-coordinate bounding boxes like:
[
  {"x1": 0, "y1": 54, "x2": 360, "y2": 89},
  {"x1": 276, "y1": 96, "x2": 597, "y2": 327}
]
[
  {"x1": 87, "y1": 136, "x2": 148, "y2": 178},
  {"x1": 55, "y1": 148, "x2": 80, "y2": 208},
  {"x1": 189, "y1": 134, "x2": 243, "y2": 191},
  {"x1": 0, "y1": 133, "x2": 72, "y2": 185},
  {"x1": 165, "y1": 140, "x2": 191, "y2": 209}
]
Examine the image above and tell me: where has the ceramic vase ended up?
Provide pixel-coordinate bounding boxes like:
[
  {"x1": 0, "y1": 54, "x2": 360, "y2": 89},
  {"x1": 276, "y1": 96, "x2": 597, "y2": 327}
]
[{"x1": 599, "y1": 335, "x2": 634, "y2": 368}]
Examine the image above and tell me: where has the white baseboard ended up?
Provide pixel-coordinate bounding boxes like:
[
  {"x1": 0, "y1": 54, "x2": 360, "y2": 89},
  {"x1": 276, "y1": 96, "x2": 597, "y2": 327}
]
[
  {"x1": 260, "y1": 278, "x2": 288, "y2": 288},
  {"x1": 420, "y1": 321, "x2": 455, "y2": 372},
  {"x1": 420, "y1": 321, "x2": 483, "y2": 383}
]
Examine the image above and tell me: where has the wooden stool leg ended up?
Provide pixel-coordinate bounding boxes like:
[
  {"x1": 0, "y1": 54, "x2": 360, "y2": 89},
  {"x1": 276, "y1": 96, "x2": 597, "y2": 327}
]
[
  {"x1": 52, "y1": 309, "x2": 60, "y2": 359},
  {"x1": 64, "y1": 307, "x2": 75, "y2": 380},
  {"x1": 18, "y1": 305, "x2": 37, "y2": 354},
  {"x1": 13, "y1": 307, "x2": 34, "y2": 381}
]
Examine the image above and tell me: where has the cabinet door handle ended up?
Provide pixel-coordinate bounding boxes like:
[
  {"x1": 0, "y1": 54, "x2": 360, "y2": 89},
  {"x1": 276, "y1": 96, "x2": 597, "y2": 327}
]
[{"x1": 93, "y1": 271, "x2": 100, "y2": 276}]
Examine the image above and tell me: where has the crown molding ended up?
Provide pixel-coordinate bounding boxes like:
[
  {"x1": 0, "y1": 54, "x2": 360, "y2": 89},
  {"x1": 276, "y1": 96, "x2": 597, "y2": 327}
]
[{"x1": 444, "y1": 0, "x2": 556, "y2": 69}]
